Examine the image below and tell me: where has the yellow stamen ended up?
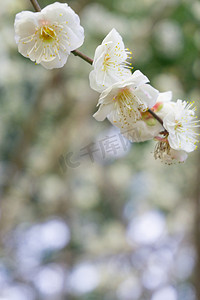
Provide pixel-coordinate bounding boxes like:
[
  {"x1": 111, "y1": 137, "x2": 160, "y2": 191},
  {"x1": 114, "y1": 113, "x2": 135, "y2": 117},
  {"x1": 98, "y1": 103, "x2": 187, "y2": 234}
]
[{"x1": 39, "y1": 26, "x2": 56, "y2": 42}]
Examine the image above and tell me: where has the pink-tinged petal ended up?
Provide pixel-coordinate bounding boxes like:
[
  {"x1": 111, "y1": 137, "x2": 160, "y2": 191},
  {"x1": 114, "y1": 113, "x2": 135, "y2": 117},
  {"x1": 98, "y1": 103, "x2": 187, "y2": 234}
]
[
  {"x1": 134, "y1": 84, "x2": 159, "y2": 108},
  {"x1": 170, "y1": 149, "x2": 188, "y2": 162}
]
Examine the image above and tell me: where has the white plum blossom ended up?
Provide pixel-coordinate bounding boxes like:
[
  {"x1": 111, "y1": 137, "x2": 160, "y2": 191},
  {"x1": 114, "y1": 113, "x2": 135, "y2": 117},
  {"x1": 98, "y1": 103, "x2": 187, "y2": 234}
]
[
  {"x1": 163, "y1": 100, "x2": 200, "y2": 153},
  {"x1": 120, "y1": 91, "x2": 172, "y2": 142},
  {"x1": 89, "y1": 28, "x2": 132, "y2": 93},
  {"x1": 154, "y1": 140, "x2": 188, "y2": 164},
  {"x1": 14, "y1": 2, "x2": 84, "y2": 69},
  {"x1": 153, "y1": 98, "x2": 200, "y2": 164},
  {"x1": 93, "y1": 70, "x2": 159, "y2": 129}
]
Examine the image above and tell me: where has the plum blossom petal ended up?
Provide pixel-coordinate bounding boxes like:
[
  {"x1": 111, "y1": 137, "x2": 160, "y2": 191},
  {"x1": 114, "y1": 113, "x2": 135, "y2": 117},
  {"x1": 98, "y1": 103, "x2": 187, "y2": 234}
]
[
  {"x1": 93, "y1": 103, "x2": 114, "y2": 121},
  {"x1": 133, "y1": 84, "x2": 159, "y2": 109}
]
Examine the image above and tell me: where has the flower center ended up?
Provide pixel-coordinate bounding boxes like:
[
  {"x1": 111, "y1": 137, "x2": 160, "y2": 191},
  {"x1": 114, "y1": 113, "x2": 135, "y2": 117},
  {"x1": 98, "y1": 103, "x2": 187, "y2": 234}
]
[
  {"x1": 103, "y1": 54, "x2": 111, "y2": 71},
  {"x1": 115, "y1": 87, "x2": 132, "y2": 103},
  {"x1": 112, "y1": 87, "x2": 142, "y2": 126},
  {"x1": 39, "y1": 26, "x2": 56, "y2": 42},
  {"x1": 174, "y1": 120, "x2": 183, "y2": 131}
]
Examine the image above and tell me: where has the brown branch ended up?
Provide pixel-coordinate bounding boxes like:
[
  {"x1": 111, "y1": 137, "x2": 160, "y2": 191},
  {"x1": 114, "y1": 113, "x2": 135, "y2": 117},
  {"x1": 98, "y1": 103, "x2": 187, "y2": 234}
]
[
  {"x1": 30, "y1": 0, "x2": 41, "y2": 11},
  {"x1": 71, "y1": 50, "x2": 93, "y2": 65},
  {"x1": 148, "y1": 108, "x2": 163, "y2": 126},
  {"x1": 148, "y1": 108, "x2": 168, "y2": 134}
]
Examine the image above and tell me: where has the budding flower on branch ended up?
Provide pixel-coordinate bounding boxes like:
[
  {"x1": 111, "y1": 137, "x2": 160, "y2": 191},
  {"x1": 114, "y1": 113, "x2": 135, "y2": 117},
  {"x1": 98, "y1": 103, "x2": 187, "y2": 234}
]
[
  {"x1": 14, "y1": 2, "x2": 84, "y2": 69},
  {"x1": 89, "y1": 28, "x2": 132, "y2": 92}
]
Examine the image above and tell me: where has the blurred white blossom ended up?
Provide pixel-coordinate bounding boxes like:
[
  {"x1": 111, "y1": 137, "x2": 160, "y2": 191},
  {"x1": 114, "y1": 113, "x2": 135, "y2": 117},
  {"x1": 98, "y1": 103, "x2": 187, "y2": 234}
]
[
  {"x1": 151, "y1": 286, "x2": 177, "y2": 300},
  {"x1": 127, "y1": 211, "x2": 165, "y2": 245},
  {"x1": 68, "y1": 263, "x2": 99, "y2": 294},
  {"x1": 153, "y1": 20, "x2": 183, "y2": 58}
]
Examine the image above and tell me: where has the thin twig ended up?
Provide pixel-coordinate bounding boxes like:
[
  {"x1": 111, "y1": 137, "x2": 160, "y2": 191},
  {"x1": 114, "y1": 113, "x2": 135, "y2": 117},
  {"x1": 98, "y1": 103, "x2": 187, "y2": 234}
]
[
  {"x1": 148, "y1": 108, "x2": 168, "y2": 134},
  {"x1": 71, "y1": 50, "x2": 93, "y2": 65},
  {"x1": 148, "y1": 108, "x2": 168, "y2": 135},
  {"x1": 30, "y1": 0, "x2": 41, "y2": 11},
  {"x1": 148, "y1": 109, "x2": 163, "y2": 126}
]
